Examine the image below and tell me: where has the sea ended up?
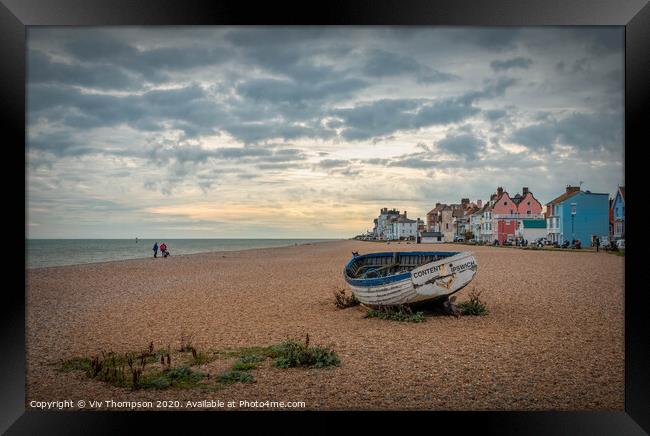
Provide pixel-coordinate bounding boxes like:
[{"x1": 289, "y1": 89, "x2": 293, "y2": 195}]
[{"x1": 26, "y1": 239, "x2": 339, "y2": 269}]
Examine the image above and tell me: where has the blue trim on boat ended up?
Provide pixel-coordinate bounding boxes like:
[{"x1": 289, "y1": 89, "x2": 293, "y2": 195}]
[{"x1": 343, "y1": 251, "x2": 459, "y2": 287}]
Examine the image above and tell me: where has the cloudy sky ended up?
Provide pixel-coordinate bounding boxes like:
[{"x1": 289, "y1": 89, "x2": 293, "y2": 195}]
[{"x1": 26, "y1": 26, "x2": 624, "y2": 238}]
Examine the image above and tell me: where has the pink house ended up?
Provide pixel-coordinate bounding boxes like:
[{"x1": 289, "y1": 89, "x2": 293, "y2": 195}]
[
  {"x1": 489, "y1": 187, "x2": 543, "y2": 244},
  {"x1": 512, "y1": 187, "x2": 543, "y2": 216}
]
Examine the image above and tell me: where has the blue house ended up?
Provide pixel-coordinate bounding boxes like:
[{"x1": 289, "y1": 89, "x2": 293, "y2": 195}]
[
  {"x1": 611, "y1": 186, "x2": 625, "y2": 240},
  {"x1": 546, "y1": 186, "x2": 609, "y2": 246}
]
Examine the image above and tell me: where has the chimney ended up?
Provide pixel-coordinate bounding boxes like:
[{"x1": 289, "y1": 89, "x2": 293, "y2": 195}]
[
  {"x1": 566, "y1": 185, "x2": 580, "y2": 194},
  {"x1": 404, "y1": 211, "x2": 407, "y2": 218},
  {"x1": 522, "y1": 187, "x2": 529, "y2": 195},
  {"x1": 497, "y1": 187, "x2": 503, "y2": 196},
  {"x1": 477, "y1": 199, "x2": 482, "y2": 207}
]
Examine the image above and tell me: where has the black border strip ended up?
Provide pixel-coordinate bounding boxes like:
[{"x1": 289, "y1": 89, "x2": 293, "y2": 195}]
[{"x1": 3, "y1": 0, "x2": 648, "y2": 433}]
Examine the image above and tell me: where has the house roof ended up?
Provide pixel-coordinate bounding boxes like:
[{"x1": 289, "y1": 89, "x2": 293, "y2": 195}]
[
  {"x1": 522, "y1": 219, "x2": 546, "y2": 229},
  {"x1": 396, "y1": 217, "x2": 416, "y2": 223},
  {"x1": 618, "y1": 186, "x2": 625, "y2": 201},
  {"x1": 547, "y1": 188, "x2": 580, "y2": 205},
  {"x1": 427, "y1": 203, "x2": 447, "y2": 215}
]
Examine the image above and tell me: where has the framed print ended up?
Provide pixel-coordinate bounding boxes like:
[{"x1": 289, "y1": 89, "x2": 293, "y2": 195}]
[{"x1": 2, "y1": 0, "x2": 648, "y2": 433}]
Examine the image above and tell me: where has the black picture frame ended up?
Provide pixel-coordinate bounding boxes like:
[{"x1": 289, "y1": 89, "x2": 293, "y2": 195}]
[{"x1": 3, "y1": 0, "x2": 648, "y2": 433}]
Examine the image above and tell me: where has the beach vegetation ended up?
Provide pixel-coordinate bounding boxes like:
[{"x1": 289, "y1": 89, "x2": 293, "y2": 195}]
[
  {"x1": 60, "y1": 356, "x2": 92, "y2": 373},
  {"x1": 59, "y1": 335, "x2": 341, "y2": 391},
  {"x1": 457, "y1": 289, "x2": 489, "y2": 316},
  {"x1": 271, "y1": 335, "x2": 340, "y2": 368},
  {"x1": 232, "y1": 361, "x2": 258, "y2": 371},
  {"x1": 232, "y1": 354, "x2": 265, "y2": 371},
  {"x1": 365, "y1": 305, "x2": 426, "y2": 323},
  {"x1": 333, "y1": 288, "x2": 359, "y2": 309},
  {"x1": 179, "y1": 328, "x2": 195, "y2": 352},
  {"x1": 217, "y1": 370, "x2": 255, "y2": 384},
  {"x1": 140, "y1": 366, "x2": 207, "y2": 390}
]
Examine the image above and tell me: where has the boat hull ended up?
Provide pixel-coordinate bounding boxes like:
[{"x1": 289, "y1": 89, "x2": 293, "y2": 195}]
[{"x1": 344, "y1": 251, "x2": 477, "y2": 306}]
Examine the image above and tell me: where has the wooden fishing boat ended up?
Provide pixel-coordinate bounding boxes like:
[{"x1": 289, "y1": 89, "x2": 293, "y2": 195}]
[{"x1": 343, "y1": 251, "x2": 478, "y2": 306}]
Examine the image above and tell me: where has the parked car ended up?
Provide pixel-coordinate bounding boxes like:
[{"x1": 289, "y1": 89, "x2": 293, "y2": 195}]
[
  {"x1": 453, "y1": 235, "x2": 465, "y2": 242},
  {"x1": 468, "y1": 238, "x2": 477, "y2": 243},
  {"x1": 535, "y1": 237, "x2": 548, "y2": 247},
  {"x1": 616, "y1": 239, "x2": 625, "y2": 249},
  {"x1": 599, "y1": 236, "x2": 610, "y2": 249}
]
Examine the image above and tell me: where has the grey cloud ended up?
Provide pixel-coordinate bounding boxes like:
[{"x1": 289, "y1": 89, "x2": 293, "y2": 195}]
[
  {"x1": 331, "y1": 79, "x2": 516, "y2": 141},
  {"x1": 388, "y1": 157, "x2": 440, "y2": 169},
  {"x1": 61, "y1": 33, "x2": 232, "y2": 83},
  {"x1": 436, "y1": 132, "x2": 487, "y2": 159},
  {"x1": 509, "y1": 123, "x2": 559, "y2": 151},
  {"x1": 490, "y1": 57, "x2": 533, "y2": 71},
  {"x1": 318, "y1": 159, "x2": 349, "y2": 169},
  {"x1": 509, "y1": 111, "x2": 622, "y2": 152},
  {"x1": 450, "y1": 28, "x2": 522, "y2": 51},
  {"x1": 237, "y1": 76, "x2": 368, "y2": 103},
  {"x1": 223, "y1": 121, "x2": 333, "y2": 144},
  {"x1": 28, "y1": 50, "x2": 142, "y2": 91},
  {"x1": 27, "y1": 130, "x2": 101, "y2": 157},
  {"x1": 362, "y1": 49, "x2": 457, "y2": 84},
  {"x1": 484, "y1": 109, "x2": 508, "y2": 121},
  {"x1": 332, "y1": 97, "x2": 480, "y2": 141},
  {"x1": 579, "y1": 27, "x2": 624, "y2": 56},
  {"x1": 256, "y1": 162, "x2": 307, "y2": 171},
  {"x1": 29, "y1": 83, "x2": 223, "y2": 138}
]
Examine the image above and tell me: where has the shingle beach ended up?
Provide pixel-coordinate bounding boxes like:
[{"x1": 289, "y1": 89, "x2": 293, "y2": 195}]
[{"x1": 26, "y1": 240, "x2": 624, "y2": 410}]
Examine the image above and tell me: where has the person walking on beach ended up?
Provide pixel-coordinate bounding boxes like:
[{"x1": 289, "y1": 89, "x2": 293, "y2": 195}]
[
  {"x1": 160, "y1": 242, "x2": 168, "y2": 258},
  {"x1": 153, "y1": 241, "x2": 159, "y2": 258},
  {"x1": 595, "y1": 236, "x2": 600, "y2": 252}
]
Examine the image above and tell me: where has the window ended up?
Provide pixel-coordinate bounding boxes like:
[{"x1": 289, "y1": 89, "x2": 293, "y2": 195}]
[
  {"x1": 527, "y1": 210, "x2": 531, "y2": 215},
  {"x1": 571, "y1": 203, "x2": 577, "y2": 215},
  {"x1": 504, "y1": 202, "x2": 507, "y2": 206},
  {"x1": 527, "y1": 201, "x2": 531, "y2": 206}
]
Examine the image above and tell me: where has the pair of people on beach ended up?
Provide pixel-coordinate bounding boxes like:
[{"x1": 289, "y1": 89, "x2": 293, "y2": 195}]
[{"x1": 152, "y1": 242, "x2": 169, "y2": 258}]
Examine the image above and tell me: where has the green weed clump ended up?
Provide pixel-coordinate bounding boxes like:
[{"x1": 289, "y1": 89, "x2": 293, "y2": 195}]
[
  {"x1": 457, "y1": 289, "x2": 489, "y2": 316},
  {"x1": 60, "y1": 357, "x2": 92, "y2": 373},
  {"x1": 333, "y1": 288, "x2": 360, "y2": 309},
  {"x1": 365, "y1": 305, "x2": 425, "y2": 323},
  {"x1": 271, "y1": 335, "x2": 340, "y2": 368},
  {"x1": 140, "y1": 366, "x2": 206, "y2": 390},
  {"x1": 217, "y1": 370, "x2": 255, "y2": 384}
]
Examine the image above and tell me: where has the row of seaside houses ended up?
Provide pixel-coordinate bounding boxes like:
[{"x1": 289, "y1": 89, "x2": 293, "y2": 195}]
[
  {"x1": 423, "y1": 186, "x2": 545, "y2": 244},
  {"x1": 370, "y1": 185, "x2": 625, "y2": 246}
]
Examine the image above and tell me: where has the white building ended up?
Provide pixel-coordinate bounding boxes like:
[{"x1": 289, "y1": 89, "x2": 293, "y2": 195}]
[
  {"x1": 517, "y1": 219, "x2": 547, "y2": 242},
  {"x1": 374, "y1": 208, "x2": 400, "y2": 240},
  {"x1": 389, "y1": 214, "x2": 418, "y2": 240},
  {"x1": 420, "y1": 231, "x2": 444, "y2": 243}
]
